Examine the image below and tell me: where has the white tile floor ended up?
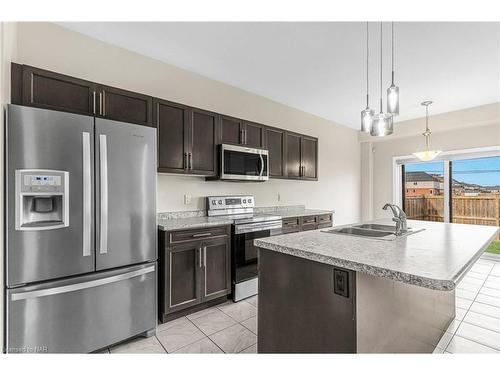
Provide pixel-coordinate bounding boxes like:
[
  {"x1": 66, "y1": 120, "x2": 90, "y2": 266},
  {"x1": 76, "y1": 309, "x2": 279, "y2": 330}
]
[{"x1": 102, "y1": 254, "x2": 500, "y2": 354}]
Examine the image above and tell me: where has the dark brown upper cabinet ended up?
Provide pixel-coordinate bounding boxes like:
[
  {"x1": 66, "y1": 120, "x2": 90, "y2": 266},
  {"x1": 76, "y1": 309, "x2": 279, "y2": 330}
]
[
  {"x1": 301, "y1": 136, "x2": 318, "y2": 180},
  {"x1": 155, "y1": 99, "x2": 218, "y2": 176},
  {"x1": 12, "y1": 63, "x2": 319, "y2": 181},
  {"x1": 220, "y1": 115, "x2": 244, "y2": 145},
  {"x1": 220, "y1": 115, "x2": 264, "y2": 148},
  {"x1": 188, "y1": 108, "x2": 219, "y2": 175},
  {"x1": 156, "y1": 99, "x2": 190, "y2": 173},
  {"x1": 13, "y1": 63, "x2": 153, "y2": 126},
  {"x1": 286, "y1": 132, "x2": 302, "y2": 179},
  {"x1": 97, "y1": 85, "x2": 153, "y2": 126},
  {"x1": 243, "y1": 121, "x2": 265, "y2": 148},
  {"x1": 17, "y1": 64, "x2": 97, "y2": 116},
  {"x1": 286, "y1": 132, "x2": 318, "y2": 180},
  {"x1": 265, "y1": 127, "x2": 286, "y2": 178}
]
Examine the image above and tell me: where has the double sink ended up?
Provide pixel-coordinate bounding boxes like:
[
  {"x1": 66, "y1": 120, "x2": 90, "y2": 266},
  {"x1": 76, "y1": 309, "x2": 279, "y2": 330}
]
[{"x1": 322, "y1": 223, "x2": 424, "y2": 241}]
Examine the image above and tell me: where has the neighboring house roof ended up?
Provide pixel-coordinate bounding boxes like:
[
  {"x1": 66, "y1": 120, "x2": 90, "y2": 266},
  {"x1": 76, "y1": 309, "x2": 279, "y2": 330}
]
[{"x1": 405, "y1": 171, "x2": 441, "y2": 182}]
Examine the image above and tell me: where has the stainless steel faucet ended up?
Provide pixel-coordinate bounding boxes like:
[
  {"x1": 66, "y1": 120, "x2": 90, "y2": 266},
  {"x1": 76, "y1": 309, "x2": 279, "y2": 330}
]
[{"x1": 383, "y1": 203, "x2": 408, "y2": 236}]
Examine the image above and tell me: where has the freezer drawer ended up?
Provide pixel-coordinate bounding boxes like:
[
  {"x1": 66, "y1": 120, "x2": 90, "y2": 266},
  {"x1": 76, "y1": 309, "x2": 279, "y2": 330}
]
[{"x1": 6, "y1": 263, "x2": 157, "y2": 353}]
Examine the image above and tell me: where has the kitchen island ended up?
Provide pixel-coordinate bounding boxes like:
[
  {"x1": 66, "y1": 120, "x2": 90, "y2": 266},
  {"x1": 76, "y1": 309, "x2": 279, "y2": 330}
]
[{"x1": 254, "y1": 219, "x2": 500, "y2": 353}]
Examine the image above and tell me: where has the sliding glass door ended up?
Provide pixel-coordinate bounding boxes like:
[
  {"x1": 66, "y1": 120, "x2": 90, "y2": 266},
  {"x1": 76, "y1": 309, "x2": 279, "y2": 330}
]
[
  {"x1": 451, "y1": 156, "x2": 500, "y2": 254},
  {"x1": 400, "y1": 154, "x2": 499, "y2": 255},
  {"x1": 403, "y1": 161, "x2": 445, "y2": 221}
]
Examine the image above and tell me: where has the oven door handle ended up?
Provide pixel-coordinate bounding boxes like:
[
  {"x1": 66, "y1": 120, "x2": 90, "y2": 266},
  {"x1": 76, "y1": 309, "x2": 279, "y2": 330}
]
[{"x1": 234, "y1": 220, "x2": 282, "y2": 234}]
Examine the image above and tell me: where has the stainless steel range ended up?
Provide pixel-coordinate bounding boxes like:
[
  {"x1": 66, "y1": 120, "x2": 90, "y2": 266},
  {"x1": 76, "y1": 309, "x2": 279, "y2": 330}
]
[{"x1": 207, "y1": 195, "x2": 282, "y2": 301}]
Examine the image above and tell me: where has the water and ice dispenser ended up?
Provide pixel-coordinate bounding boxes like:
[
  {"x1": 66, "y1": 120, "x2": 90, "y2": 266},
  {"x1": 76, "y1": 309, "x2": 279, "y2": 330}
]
[{"x1": 15, "y1": 169, "x2": 69, "y2": 230}]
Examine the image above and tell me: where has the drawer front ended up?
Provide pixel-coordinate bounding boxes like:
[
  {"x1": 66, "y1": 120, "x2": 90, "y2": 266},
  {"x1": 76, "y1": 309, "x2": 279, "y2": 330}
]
[
  {"x1": 168, "y1": 226, "x2": 229, "y2": 245},
  {"x1": 282, "y1": 217, "x2": 300, "y2": 234},
  {"x1": 300, "y1": 216, "x2": 317, "y2": 226},
  {"x1": 318, "y1": 223, "x2": 333, "y2": 229},
  {"x1": 301, "y1": 223, "x2": 318, "y2": 231},
  {"x1": 317, "y1": 214, "x2": 332, "y2": 224}
]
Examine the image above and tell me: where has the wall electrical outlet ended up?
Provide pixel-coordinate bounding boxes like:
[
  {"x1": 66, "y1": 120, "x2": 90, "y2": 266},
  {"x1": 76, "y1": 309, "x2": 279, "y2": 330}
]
[{"x1": 184, "y1": 194, "x2": 191, "y2": 205}]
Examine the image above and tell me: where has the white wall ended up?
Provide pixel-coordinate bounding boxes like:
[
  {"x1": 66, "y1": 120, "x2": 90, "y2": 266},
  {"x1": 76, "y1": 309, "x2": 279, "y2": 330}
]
[
  {"x1": 11, "y1": 22, "x2": 361, "y2": 224},
  {"x1": 361, "y1": 103, "x2": 500, "y2": 220}
]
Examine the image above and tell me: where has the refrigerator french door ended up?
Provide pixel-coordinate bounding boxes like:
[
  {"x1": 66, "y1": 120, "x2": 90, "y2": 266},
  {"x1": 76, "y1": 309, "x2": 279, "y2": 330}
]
[{"x1": 5, "y1": 105, "x2": 157, "y2": 353}]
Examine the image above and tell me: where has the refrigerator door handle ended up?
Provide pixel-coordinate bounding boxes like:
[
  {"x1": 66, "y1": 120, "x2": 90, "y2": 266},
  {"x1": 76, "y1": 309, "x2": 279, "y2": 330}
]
[
  {"x1": 82, "y1": 132, "x2": 92, "y2": 257},
  {"x1": 10, "y1": 266, "x2": 155, "y2": 301},
  {"x1": 99, "y1": 134, "x2": 108, "y2": 254}
]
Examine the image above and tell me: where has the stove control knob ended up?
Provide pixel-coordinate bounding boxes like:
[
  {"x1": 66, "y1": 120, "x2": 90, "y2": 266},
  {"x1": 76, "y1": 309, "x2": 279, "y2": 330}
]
[
  {"x1": 218, "y1": 200, "x2": 223, "y2": 205},
  {"x1": 212, "y1": 200, "x2": 216, "y2": 205},
  {"x1": 242, "y1": 199, "x2": 246, "y2": 203},
  {"x1": 248, "y1": 199, "x2": 252, "y2": 203}
]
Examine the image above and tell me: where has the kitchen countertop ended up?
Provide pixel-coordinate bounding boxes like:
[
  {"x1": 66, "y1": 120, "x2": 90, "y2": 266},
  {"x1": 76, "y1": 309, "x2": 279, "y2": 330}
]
[
  {"x1": 157, "y1": 206, "x2": 334, "y2": 231},
  {"x1": 158, "y1": 216, "x2": 234, "y2": 231},
  {"x1": 254, "y1": 219, "x2": 500, "y2": 291}
]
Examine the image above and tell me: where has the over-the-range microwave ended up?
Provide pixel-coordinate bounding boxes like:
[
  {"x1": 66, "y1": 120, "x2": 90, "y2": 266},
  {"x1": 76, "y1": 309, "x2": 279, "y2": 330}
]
[{"x1": 219, "y1": 144, "x2": 269, "y2": 181}]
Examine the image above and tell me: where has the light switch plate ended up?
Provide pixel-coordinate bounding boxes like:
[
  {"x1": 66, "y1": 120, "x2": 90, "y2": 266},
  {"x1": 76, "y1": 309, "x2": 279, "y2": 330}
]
[{"x1": 184, "y1": 194, "x2": 191, "y2": 205}]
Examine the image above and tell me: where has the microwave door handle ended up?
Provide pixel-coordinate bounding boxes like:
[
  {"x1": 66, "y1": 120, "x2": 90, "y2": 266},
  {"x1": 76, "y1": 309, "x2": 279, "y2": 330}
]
[{"x1": 259, "y1": 154, "x2": 264, "y2": 177}]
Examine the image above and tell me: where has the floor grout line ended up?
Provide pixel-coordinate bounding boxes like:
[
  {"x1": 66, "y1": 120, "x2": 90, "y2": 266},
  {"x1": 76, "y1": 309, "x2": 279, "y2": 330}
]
[
  {"x1": 444, "y1": 257, "x2": 497, "y2": 353},
  {"x1": 153, "y1": 335, "x2": 168, "y2": 354}
]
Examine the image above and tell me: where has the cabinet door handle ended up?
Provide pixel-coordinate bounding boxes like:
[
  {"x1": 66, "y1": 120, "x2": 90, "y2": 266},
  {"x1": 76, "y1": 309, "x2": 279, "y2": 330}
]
[
  {"x1": 244, "y1": 129, "x2": 247, "y2": 145},
  {"x1": 189, "y1": 153, "x2": 193, "y2": 170},
  {"x1": 302, "y1": 165, "x2": 306, "y2": 177},
  {"x1": 92, "y1": 91, "x2": 96, "y2": 115},
  {"x1": 99, "y1": 92, "x2": 103, "y2": 116},
  {"x1": 184, "y1": 152, "x2": 188, "y2": 170},
  {"x1": 203, "y1": 246, "x2": 207, "y2": 267},
  {"x1": 199, "y1": 248, "x2": 202, "y2": 268},
  {"x1": 240, "y1": 129, "x2": 244, "y2": 144},
  {"x1": 102, "y1": 90, "x2": 106, "y2": 116},
  {"x1": 192, "y1": 232, "x2": 212, "y2": 238}
]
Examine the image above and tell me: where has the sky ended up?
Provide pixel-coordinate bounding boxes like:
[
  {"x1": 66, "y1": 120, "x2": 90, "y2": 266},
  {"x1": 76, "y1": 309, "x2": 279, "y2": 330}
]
[{"x1": 405, "y1": 156, "x2": 500, "y2": 187}]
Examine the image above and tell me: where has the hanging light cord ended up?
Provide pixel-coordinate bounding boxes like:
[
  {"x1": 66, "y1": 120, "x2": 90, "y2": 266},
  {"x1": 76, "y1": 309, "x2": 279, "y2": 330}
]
[
  {"x1": 391, "y1": 22, "x2": 395, "y2": 85},
  {"x1": 366, "y1": 22, "x2": 369, "y2": 108},
  {"x1": 379, "y1": 21, "x2": 383, "y2": 113}
]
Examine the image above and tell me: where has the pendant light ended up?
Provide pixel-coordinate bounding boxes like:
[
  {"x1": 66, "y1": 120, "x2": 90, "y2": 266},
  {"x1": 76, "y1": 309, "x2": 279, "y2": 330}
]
[
  {"x1": 361, "y1": 22, "x2": 374, "y2": 133},
  {"x1": 370, "y1": 22, "x2": 393, "y2": 137},
  {"x1": 387, "y1": 22, "x2": 399, "y2": 115},
  {"x1": 413, "y1": 101, "x2": 442, "y2": 161}
]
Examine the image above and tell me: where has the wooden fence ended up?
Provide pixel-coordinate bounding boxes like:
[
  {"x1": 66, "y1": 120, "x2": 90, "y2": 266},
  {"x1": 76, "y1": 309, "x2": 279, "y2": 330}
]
[{"x1": 405, "y1": 195, "x2": 500, "y2": 240}]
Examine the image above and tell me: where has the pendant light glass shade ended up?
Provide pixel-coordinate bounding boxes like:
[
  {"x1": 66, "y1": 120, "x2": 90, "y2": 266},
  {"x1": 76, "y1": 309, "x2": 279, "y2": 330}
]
[
  {"x1": 371, "y1": 112, "x2": 393, "y2": 137},
  {"x1": 387, "y1": 22, "x2": 400, "y2": 115},
  {"x1": 370, "y1": 22, "x2": 393, "y2": 137},
  {"x1": 387, "y1": 83, "x2": 399, "y2": 115},
  {"x1": 361, "y1": 106, "x2": 374, "y2": 133},
  {"x1": 412, "y1": 150, "x2": 442, "y2": 162},
  {"x1": 413, "y1": 101, "x2": 442, "y2": 161},
  {"x1": 360, "y1": 22, "x2": 373, "y2": 133}
]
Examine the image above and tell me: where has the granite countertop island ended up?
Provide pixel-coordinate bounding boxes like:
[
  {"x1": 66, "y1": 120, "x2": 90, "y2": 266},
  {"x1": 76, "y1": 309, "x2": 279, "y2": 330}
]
[
  {"x1": 255, "y1": 219, "x2": 500, "y2": 353},
  {"x1": 255, "y1": 219, "x2": 499, "y2": 291}
]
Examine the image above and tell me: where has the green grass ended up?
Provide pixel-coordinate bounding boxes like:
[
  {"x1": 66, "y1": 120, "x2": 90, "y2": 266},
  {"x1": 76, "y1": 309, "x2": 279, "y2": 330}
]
[{"x1": 486, "y1": 241, "x2": 500, "y2": 254}]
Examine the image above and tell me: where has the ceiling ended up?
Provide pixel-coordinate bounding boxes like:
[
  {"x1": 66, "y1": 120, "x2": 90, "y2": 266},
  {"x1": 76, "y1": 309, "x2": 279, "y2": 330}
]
[{"x1": 57, "y1": 22, "x2": 500, "y2": 130}]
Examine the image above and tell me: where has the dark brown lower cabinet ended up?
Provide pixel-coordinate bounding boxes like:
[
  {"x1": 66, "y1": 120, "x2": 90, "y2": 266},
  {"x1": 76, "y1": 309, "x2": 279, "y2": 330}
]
[
  {"x1": 202, "y1": 237, "x2": 231, "y2": 301},
  {"x1": 282, "y1": 213, "x2": 332, "y2": 233},
  {"x1": 166, "y1": 242, "x2": 201, "y2": 313},
  {"x1": 159, "y1": 226, "x2": 231, "y2": 321}
]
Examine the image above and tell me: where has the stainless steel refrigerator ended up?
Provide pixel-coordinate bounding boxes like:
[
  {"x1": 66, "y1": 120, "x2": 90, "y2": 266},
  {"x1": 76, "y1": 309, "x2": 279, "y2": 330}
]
[{"x1": 4, "y1": 105, "x2": 157, "y2": 353}]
